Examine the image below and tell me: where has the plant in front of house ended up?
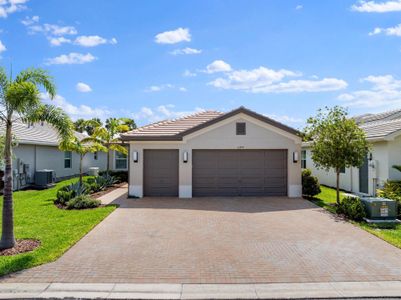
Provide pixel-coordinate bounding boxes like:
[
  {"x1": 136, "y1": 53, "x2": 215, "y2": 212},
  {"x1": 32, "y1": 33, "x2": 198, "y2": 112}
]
[
  {"x1": 0, "y1": 67, "x2": 74, "y2": 250},
  {"x1": 304, "y1": 106, "x2": 370, "y2": 204},
  {"x1": 377, "y1": 180, "x2": 401, "y2": 217},
  {"x1": 302, "y1": 169, "x2": 321, "y2": 198},
  {"x1": 66, "y1": 194, "x2": 101, "y2": 210},
  {"x1": 337, "y1": 196, "x2": 366, "y2": 221}
]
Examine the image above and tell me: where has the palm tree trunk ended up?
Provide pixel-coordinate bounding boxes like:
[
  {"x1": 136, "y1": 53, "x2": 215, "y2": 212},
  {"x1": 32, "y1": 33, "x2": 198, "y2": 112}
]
[
  {"x1": 336, "y1": 169, "x2": 340, "y2": 205},
  {"x1": 107, "y1": 149, "x2": 110, "y2": 175},
  {"x1": 0, "y1": 121, "x2": 15, "y2": 249},
  {"x1": 79, "y1": 154, "x2": 83, "y2": 186}
]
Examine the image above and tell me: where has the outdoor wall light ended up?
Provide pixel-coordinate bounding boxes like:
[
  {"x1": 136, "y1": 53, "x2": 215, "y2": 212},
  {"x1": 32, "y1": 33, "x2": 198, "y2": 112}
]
[
  {"x1": 369, "y1": 153, "x2": 373, "y2": 161},
  {"x1": 293, "y1": 151, "x2": 299, "y2": 163},
  {"x1": 183, "y1": 151, "x2": 189, "y2": 163},
  {"x1": 133, "y1": 151, "x2": 138, "y2": 163}
]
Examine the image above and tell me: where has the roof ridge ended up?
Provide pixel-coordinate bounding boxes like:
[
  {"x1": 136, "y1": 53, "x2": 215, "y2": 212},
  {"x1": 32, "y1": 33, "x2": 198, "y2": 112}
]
[{"x1": 359, "y1": 117, "x2": 401, "y2": 127}]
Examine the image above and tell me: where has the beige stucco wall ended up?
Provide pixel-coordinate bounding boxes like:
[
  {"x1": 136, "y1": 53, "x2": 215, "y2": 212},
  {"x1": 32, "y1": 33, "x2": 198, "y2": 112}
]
[{"x1": 128, "y1": 113, "x2": 302, "y2": 198}]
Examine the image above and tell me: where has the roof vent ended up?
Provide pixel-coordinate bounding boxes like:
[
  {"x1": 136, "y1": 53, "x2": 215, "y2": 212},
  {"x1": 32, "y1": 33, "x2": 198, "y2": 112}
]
[{"x1": 236, "y1": 122, "x2": 246, "y2": 135}]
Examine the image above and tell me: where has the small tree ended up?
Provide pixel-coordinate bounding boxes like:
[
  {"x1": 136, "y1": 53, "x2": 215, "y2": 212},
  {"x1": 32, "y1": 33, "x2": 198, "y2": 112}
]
[
  {"x1": 304, "y1": 106, "x2": 370, "y2": 204},
  {"x1": 61, "y1": 137, "x2": 106, "y2": 185}
]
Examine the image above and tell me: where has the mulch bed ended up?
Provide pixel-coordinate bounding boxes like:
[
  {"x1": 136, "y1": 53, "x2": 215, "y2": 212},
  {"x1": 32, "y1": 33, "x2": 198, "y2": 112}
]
[
  {"x1": 0, "y1": 239, "x2": 40, "y2": 256},
  {"x1": 91, "y1": 182, "x2": 126, "y2": 199}
]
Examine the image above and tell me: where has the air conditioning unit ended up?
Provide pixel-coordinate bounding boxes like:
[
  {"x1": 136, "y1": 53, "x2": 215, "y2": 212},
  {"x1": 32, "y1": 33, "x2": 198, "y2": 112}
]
[
  {"x1": 34, "y1": 169, "x2": 55, "y2": 189},
  {"x1": 361, "y1": 197, "x2": 398, "y2": 222}
]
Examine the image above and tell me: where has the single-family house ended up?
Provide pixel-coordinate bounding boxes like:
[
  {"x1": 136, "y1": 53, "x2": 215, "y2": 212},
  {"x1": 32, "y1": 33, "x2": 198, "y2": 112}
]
[
  {"x1": 120, "y1": 106, "x2": 302, "y2": 198},
  {"x1": 302, "y1": 109, "x2": 401, "y2": 196},
  {"x1": 1, "y1": 120, "x2": 128, "y2": 190}
]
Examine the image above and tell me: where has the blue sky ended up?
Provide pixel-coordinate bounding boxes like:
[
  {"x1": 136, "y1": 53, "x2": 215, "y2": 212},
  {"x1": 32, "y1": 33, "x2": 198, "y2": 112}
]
[{"x1": 3, "y1": 0, "x2": 401, "y2": 128}]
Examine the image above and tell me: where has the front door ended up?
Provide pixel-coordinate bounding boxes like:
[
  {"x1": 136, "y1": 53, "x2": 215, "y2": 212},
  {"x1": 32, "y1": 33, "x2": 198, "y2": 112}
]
[{"x1": 359, "y1": 156, "x2": 369, "y2": 194}]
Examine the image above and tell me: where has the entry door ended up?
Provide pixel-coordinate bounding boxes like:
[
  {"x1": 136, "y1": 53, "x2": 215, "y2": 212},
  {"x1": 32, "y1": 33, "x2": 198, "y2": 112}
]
[
  {"x1": 144, "y1": 150, "x2": 179, "y2": 197},
  {"x1": 359, "y1": 156, "x2": 369, "y2": 194}
]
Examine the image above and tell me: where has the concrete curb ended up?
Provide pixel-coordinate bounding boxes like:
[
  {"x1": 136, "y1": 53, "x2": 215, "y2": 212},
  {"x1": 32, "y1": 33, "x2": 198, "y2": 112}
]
[{"x1": 1, "y1": 281, "x2": 401, "y2": 299}]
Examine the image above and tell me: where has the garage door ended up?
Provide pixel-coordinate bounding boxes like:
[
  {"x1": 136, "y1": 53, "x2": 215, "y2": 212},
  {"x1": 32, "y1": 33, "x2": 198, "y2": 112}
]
[
  {"x1": 193, "y1": 150, "x2": 287, "y2": 197},
  {"x1": 144, "y1": 150, "x2": 179, "y2": 197}
]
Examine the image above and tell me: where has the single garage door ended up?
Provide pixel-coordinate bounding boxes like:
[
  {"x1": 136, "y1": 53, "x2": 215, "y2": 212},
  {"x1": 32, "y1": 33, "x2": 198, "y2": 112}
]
[
  {"x1": 193, "y1": 150, "x2": 287, "y2": 197},
  {"x1": 144, "y1": 149, "x2": 179, "y2": 197}
]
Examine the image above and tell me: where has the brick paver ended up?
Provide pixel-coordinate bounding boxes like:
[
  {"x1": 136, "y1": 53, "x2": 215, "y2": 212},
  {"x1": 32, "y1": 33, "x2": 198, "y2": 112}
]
[{"x1": 2, "y1": 193, "x2": 401, "y2": 283}]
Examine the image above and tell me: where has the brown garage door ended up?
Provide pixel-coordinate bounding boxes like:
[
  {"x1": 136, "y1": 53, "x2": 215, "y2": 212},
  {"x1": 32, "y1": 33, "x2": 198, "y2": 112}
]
[
  {"x1": 193, "y1": 150, "x2": 287, "y2": 197},
  {"x1": 144, "y1": 150, "x2": 179, "y2": 197}
]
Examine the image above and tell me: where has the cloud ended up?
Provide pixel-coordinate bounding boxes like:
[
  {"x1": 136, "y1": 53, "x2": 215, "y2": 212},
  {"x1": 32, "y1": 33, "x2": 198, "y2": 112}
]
[
  {"x1": 76, "y1": 82, "x2": 92, "y2": 93},
  {"x1": 74, "y1": 35, "x2": 117, "y2": 47},
  {"x1": 0, "y1": 0, "x2": 28, "y2": 18},
  {"x1": 45, "y1": 52, "x2": 97, "y2": 65},
  {"x1": 266, "y1": 114, "x2": 304, "y2": 125},
  {"x1": 296, "y1": 4, "x2": 303, "y2": 10},
  {"x1": 145, "y1": 84, "x2": 187, "y2": 92},
  {"x1": 351, "y1": 0, "x2": 401, "y2": 12},
  {"x1": 41, "y1": 93, "x2": 110, "y2": 120},
  {"x1": 170, "y1": 47, "x2": 202, "y2": 55},
  {"x1": 49, "y1": 36, "x2": 71, "y2": 46},
  {"x1": 338, "y1": 74, "x2": 401, "y2": 108},
  {"x1": 205, "y1": 60, "x2": 232, "y2": 73},
  {"x1": 132, "y1": 104, "x2": 204, "y2": 123},
  {"x1": 155, "y1": 27, "x2": 191, "y2": 44},
  {"x1": 183, "y1": 70, "x2": 196, "y2": 77},
  {"x1": 369, "y1": 23, "x2": 401, "y2": 36},
  {"x1": 21, "y1": 15, "x2": 38, "y2": 26},
  {"x1": 0, "y1": 40, "x2": 6, "y2": 53},
  {"x1": 208, "y1": 64, "x2": 347, "y2": 93}
]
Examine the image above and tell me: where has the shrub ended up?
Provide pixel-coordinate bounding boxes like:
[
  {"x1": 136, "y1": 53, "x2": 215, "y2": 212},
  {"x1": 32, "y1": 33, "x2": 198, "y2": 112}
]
[
  {"x1": 66, "y1": 195, "x2": 101, "y2": 210},
  {"x1": 377, "y1": 180, "x2": 401, "y2": 217},
  {"x1": 337, "y1": 196, "x2": 366, "y2": 221},
  {"x1": 55, "y1": 190, "x2": 75, "y2": 205},
  {"x1": 54, "y1": 182, "x2": 90, "y2": 206},
  {"x1": 99, "y1": 170, "x2": 127, "y2": 183},
  {"x1": 302, "y1": 169, "x2": 321, "y2": 197}
]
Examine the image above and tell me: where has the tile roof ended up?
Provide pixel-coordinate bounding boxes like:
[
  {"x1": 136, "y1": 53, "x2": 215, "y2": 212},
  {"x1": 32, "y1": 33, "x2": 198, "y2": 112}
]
[
  {"x1": 354, "y1": 108, "x2": 401, "y2": 124},
  {"x1": 359, "y1": 118, "x2": 401, "y2": 139},
  {"x1": 0, "y1": 120, "x2": 86, "y2": 146},
  {"x1": 121, "y1": 106, "x2": 300, "y2": 141}
]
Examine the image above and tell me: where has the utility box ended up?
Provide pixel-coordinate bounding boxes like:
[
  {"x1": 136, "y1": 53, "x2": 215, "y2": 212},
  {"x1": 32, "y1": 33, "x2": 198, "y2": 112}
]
[
  {"x1": 89, "y1": 167, "x2": 99, "y2": 176},
  {"x1": 34, "y1": 169, "x2": 55, "y2": 189},
  {"x1": 361, "y1": 197, "x2": 398, "y2": 222}
]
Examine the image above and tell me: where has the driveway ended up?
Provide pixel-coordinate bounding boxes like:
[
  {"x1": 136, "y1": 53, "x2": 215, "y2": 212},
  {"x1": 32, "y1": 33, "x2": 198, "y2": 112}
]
[{"x1": 3, "y1": 193, "x2": 401, "y2": 284}]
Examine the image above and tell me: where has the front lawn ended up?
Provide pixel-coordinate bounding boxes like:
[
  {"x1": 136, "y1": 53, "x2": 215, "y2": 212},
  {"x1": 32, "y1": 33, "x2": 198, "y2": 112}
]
[
  {"x1": 311, "y1": 186, "x2": 401, "y2": 249},
  {"x1": 0, "y1": 178, "x2": 116, "y2": 276}
]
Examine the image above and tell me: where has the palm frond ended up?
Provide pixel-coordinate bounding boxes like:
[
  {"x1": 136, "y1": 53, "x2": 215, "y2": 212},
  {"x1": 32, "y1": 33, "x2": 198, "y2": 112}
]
[
  {"x1": 6, "y1": 82, "x2": 41, "y2": 114},
  {"x1": 15, "y1": 68, "x2": 56, "y2": 99},
  {"x1": 109, "y1": 144, "x2": 128, "y2": 155}
]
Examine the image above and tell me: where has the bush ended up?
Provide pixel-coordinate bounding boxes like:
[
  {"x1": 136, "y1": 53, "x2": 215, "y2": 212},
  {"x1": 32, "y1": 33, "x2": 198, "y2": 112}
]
[
  {"x1": 337, "y1": 196, "x2": 366, "y2": 221},
  {"x1": 99, "y1": 170, "x2": 127, "y2": 183},
  {"x1": 377, "y1": 180, "x2": 401, "y2": 217},
  {"x1": 302, "y1": 169, "x2": 321, "y2": 197},
  {"x1": 54, "y1": 182, "x2": 90, "y2": 205},
  {"x1": 66, "y1": 195, "x2": 101, "y2": 210},
  {"x1": 55, "y1": 190, "x2": 75, "y2": 205}
]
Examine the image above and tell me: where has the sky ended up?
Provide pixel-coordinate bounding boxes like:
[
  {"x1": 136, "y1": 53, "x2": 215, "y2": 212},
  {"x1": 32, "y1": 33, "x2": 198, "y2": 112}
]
[{"x1": 3, "y1": 0, "x2": 401, "y2": 129}]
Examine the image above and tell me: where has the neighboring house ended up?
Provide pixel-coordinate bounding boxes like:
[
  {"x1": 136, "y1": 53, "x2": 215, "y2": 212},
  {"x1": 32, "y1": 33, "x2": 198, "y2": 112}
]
[
  {"x1": 121, "y1": 106, "x2": 302, "y2": 198},
  {"x1": 1, "y1": 120, "x2": 128, "y2": 190},
  {"x1": 302, "y1": 109, "x2": 401, "y2": 196}
]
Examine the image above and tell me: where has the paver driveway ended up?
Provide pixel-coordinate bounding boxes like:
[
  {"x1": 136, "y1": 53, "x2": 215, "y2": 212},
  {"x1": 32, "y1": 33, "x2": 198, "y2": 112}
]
[{"x1": 3, "y1": 192, "x2": 401, "y2": 284}]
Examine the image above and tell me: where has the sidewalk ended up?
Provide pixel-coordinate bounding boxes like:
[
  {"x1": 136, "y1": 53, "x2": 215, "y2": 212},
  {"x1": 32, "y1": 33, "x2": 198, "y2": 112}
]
[{"x1": 1, "y1": 281, "x2": 401, "y2": 299}]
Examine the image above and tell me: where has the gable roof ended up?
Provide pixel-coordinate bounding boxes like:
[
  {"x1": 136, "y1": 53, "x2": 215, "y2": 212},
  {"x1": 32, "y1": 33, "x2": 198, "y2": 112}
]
[
  {"x1": 354, "y1": 108, "x2": 401, "y2": 124},
  {"x1": 359, "y1": 118, "x2": 401, "y2": 140},
  {"x1": 0, "y1": 120, "x2": 86, "y2": 146},
  {"x1": 121, "y1": 106, "x2": 300, "y2": 141}
]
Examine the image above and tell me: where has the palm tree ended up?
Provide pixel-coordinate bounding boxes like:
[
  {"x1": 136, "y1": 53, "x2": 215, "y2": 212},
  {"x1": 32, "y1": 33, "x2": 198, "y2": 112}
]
[
  {"x1": 0, "y1": 67, "x2": 74, "y2": 249},
  {"x1": 61, "y1": 137, "x2": 107, "y2": 185},
  {"x1": 89, "y1": 118, "x2": 129, "y2": 173}
]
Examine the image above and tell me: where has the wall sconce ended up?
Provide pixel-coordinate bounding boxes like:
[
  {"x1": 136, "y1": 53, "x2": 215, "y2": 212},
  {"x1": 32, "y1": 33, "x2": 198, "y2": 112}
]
[
  {"x1": 133, "y1": 151, "x2": 138, "y2": 163},
  {"x1": 369, "y1": 153, "x2": 373, "y2": 161},
  {"x1": 183, "y1": 151, "x2": 188, "y2": 163},
  {"x1": 293, "y1": 151, "x2": 299, "y2": 163}
]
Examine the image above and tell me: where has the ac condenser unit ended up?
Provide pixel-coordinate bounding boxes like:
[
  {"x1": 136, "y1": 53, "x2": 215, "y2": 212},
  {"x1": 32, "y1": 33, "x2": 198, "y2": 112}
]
[{"x1": 34, "y1": 169, "x2": 55, "y2": 189}]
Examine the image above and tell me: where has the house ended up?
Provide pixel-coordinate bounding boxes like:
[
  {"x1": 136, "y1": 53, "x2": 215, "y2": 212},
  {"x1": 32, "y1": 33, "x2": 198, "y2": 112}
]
[
  {"x1": 120, "y1": 106, "x2": 302, "y2": 198},
  {"x1": 302, "y1": 109, "x2": 401, "y2": 196},
  {"x1": 1, "y1": 120, "x2": 128, "y2": 190}
]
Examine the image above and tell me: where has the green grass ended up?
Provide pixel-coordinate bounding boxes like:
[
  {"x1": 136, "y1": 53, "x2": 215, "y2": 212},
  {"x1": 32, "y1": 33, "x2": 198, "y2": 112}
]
[
  {"x1": 0, "y1": 178, "x2": 116, "y2": 276},
  {"x1": 311, "y1": 186, "x2": 401, "y2": 249}
]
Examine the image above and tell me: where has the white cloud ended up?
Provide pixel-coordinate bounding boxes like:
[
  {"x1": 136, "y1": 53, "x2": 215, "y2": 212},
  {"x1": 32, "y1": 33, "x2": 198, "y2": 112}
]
[
  {"x1": 40, "y1": 93, "x2": 110, "y2": 120},
  {"x1": 45, "y1": 52, "x2": 97, "y2": 65},
  {"x1": 74, "y1": 35, "x2": 117, "y2": 47},
  {"x1": 76, "y1": 82, "x2": 92, "y2": 93},
  {"x1": 145, "y1": 84, "x2": 187, "y2": 92},
  {"x1": 266, "y1": 114, "x2": 304, "y2": 124},
  {"x1": 0, "y1": 0, "x2": 28, "y2": 18},
  {"x1": 205, "y1": 60, "x2": 232, "y2": 73},
  {"x1": 183, "y1": 70, "x2": 196, "y2": 77},
  {"x1": 170, "y1": 47, "x2": 202, "y2": 55},
  {"x1": 352, "y1": 0, "x2": 401, "y2": 12},
  {"x1": 155, "y1": 27, "x2": 191, "y2": 44},
  {"x1": 178, "y1": 87, "x2": 187, "y2": 92},
  {"x1": 49, "y1": 36, "x2": 71, "y2": 46},
  {"x1": 0, "y1": 40, "x2": 6, "y2": 53},
  {"x1": 132, "y1": 104, "x2": 204, "y2": 123},
  {"x1": 21, "y1": 15, "x2": 38, "y2": 26},
  {"x1": 296, "y1": 4, "x2": 303, "y2": 10},
  {"x1": 338, "y1": 74, "x2": 401, "y2": 108},
  {"x1": 208, "y1": 64, "x2": 347, "y2": 93},
  {"x1": 27, "y1": 22, "x2": 77, "y2": 36},
  {"x1": 369, "y1": 23, "x2": 401, "y2": 36}
]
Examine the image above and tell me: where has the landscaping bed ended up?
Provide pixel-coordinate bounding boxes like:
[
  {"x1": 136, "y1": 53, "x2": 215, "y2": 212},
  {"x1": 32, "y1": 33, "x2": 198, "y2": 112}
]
[{"x1": 0, "y1": 177, "x2": 117, "y2": 276}]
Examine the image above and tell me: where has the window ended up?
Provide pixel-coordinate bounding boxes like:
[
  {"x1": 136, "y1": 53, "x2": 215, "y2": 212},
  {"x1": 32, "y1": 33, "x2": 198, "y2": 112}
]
[
  {"x1": 64, "y1": 151, "x2": 72, "y2": 169},
  {"x1": 301, "y1": 150, "x2": 306, "y2": 169},
  {"x1": 340, "y1": 166, "x2": 346, "y2": 174},
  {"x1": 236, "y1": 122, "x2": 246, "y2": 135},
  {"x1": 115, "y1": 151, "x2": 127, "y2": 169},
  {"x1": 94, "y1": 152, "x2": 98, "y2": 160}
]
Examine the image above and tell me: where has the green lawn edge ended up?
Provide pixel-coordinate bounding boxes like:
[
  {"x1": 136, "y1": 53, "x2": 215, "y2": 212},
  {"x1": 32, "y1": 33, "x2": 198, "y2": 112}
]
[
  {"x1": 0, "y1": 177, "x2": 117, "y2": 277},
  {"x1": 310, "y1": 186, "x2": 401, "y2": 249}
]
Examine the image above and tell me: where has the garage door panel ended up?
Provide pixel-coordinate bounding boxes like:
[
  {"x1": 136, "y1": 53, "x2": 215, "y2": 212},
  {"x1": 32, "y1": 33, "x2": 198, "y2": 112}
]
[{"x1": 193, "y1": 150, "x2": 287, "y2": 197}]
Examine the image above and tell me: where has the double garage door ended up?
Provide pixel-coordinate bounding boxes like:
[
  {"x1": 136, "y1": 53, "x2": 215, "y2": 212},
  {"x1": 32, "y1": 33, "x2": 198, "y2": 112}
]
[{"x1": 143, "y1": 149, "x2": 288, "y2": 197}]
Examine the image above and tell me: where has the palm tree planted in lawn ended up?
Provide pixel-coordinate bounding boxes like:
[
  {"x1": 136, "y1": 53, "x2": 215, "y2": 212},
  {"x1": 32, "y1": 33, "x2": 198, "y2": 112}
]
[
  {"x1": 88, "y1": 118, "x2": 129, "y2": 173},
  {"x1": 0, "y1": 67, "x2": 74, "y2": 250}
]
